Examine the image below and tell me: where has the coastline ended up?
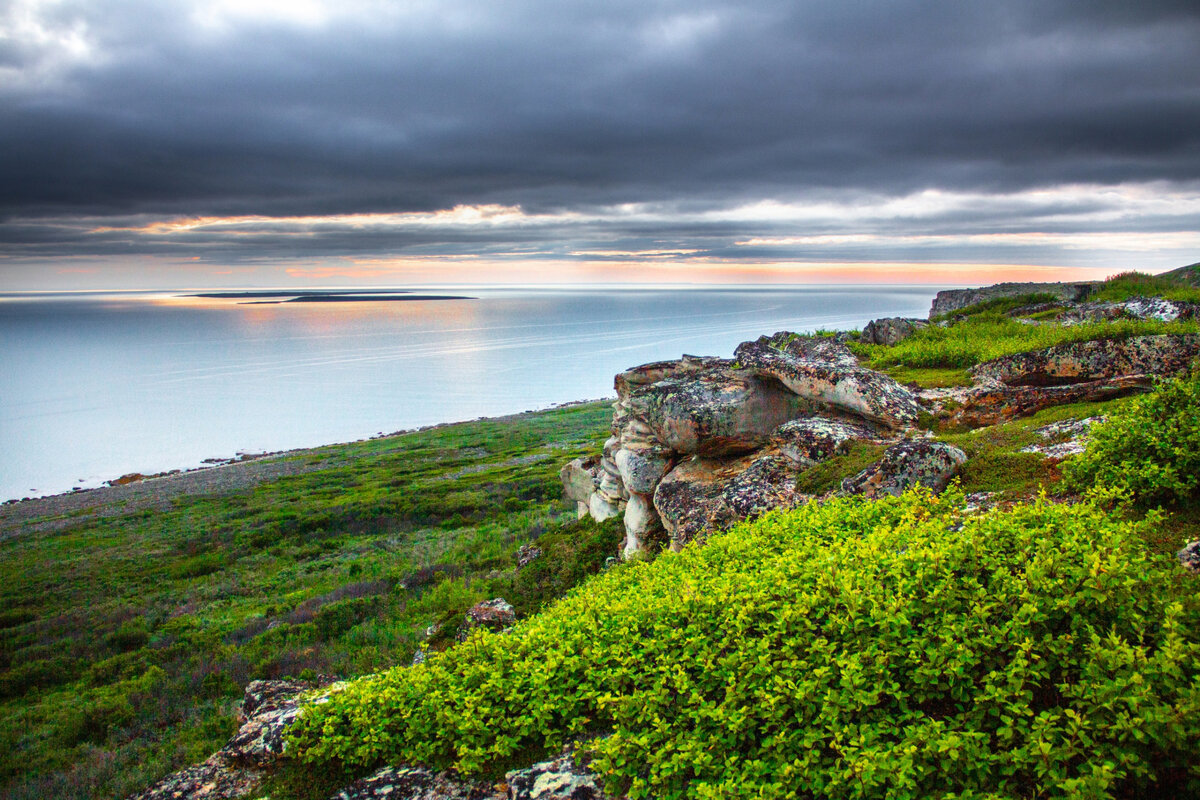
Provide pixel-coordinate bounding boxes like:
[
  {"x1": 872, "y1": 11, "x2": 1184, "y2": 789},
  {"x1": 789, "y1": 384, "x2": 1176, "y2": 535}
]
[{"x1": 0, "y1": 397, "x2": 613, "y2": 537}]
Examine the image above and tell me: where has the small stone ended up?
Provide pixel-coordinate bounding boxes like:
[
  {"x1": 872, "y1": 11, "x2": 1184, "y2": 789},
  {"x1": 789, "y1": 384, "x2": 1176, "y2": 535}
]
[{"x1": 1178, "y1": 541, "x2": 1200, "y2": 574}]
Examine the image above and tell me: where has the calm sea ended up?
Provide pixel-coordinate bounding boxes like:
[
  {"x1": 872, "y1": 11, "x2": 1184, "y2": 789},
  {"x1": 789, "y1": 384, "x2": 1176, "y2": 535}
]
[{"x1": 0, "y1": 285, "x2": 937, "y2": 501}]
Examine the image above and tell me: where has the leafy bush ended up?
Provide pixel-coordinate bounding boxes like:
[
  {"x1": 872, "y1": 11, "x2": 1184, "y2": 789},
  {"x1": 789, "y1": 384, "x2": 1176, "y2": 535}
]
[
  {"x1": 290, "y1": 489, "x2": 1200, "y2": 799},
  {"x1": 1065, "y1": 370, "x2": 1200, "y2": 508},
  {"x1": 509, "y1": 516, "x2": 623, "y2": 616}
]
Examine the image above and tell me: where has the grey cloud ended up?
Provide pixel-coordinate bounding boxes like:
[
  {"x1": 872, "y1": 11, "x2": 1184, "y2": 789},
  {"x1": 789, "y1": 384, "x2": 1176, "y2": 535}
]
[{"x1": 0, "y1": 0, "x2": 1199, "y2": 264}]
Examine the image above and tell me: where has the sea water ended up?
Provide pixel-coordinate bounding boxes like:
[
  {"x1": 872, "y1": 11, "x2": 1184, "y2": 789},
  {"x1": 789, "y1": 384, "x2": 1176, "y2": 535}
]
[{"x1": 0, "y1": 285, "x2": 938, "y2": 501}]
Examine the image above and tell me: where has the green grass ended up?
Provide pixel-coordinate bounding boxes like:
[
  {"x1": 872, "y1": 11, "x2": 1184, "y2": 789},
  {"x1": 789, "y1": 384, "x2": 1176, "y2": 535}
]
[
  {"x1": 851, "y1": 316, "x2": 1198, "y2": 370},
  {"x1": 0, "y1": 402, "x2": 615, "y2": 800},
  {"x1": 930, "y1": 291, "x2": 1059, "y2": 322},
  {"x1": 1089, "y1": 271, "x2": 1200, "y2": 304}
]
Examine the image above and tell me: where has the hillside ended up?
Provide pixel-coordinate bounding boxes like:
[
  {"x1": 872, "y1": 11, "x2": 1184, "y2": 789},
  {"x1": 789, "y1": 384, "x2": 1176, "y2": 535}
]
[{"x1": 3, "y1": 269, "x2": 1200, "y2": 800}]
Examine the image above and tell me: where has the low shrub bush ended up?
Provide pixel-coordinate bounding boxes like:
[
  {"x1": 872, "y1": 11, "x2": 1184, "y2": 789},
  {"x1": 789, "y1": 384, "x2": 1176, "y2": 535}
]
[
  {"x1": 1065, "y1": 370, "x2": 1200, "y2": 508},
  {"x1": 290, "y1": 489, "x2": 1200, "y2": 799}
]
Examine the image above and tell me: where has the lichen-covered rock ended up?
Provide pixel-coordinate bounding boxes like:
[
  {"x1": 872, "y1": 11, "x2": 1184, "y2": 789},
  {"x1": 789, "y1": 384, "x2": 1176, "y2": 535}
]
[
  {"x1": 949, "y1": 375, "x2": 1151, "y2": 427},
  {"x1": 327, "y1": 765, "x2": 502, "y2": 800},
  {"x1": 930, "y1": 281, "x2": 1095, "y2": 316},
  {"x1": 222, "y1": 679, "x2": 328, "y2": 767},
  {"x1": 621, "y1": 493, "x2": 661, "y2": 557},
  {"x1": 1178, "y1": 541, "x2": 1200, "y2": 574},
  {"x1": 969, "y1": 335, "x2": 1200, "y2": 387},
  {"x1": 613, "y1": 446, "x2": 672, "y2": 494},
  {"x1": 740, "y1": 331, "x2": 859, "y2": 366},
  {"x1": 461, "y1": 599, "x2": 516, "y2": 636},
  {"x1": 860, "y1": 317, "x2": 929, "y2": 346},
  {"x1": 560, "y1": 456, "x2": 601, "y2": 517},
  {"x1": 841, "y1": 440, "x2": 967, "y2": 499},
  {"x1": 587, "y1": 492, "x2": 621, "y2": 522},
  {"x1": 126, "y1": 754, "x2": 261, "y2": 800},
  {"x1": 1020, "y1": 417, "x2": 1106, "y2": 460},
  {"x1": 654, "y1": 452, "x2": 808, "y2": 549},
  {"x1": 624, "y1": 361, "x2": 806, "y2": 456},
  {"x1": 506, "y1": 748, "x2": 611, "y2": 800},
  {"x1": 770, "y1": 417, "x2": 881, "y2": 467},
  {"x1": 516, "y1": 543, "x2": 542, "y2": 568},
  {"x1": 1062, "y1": 297, "x2": 1200, "y2": 325},
  {"x1": 734, "y1": 338, "x2": 923, "y2": 428},
  {"x1": 128, "y1": 679, "x2": 338, "y2": 800}
]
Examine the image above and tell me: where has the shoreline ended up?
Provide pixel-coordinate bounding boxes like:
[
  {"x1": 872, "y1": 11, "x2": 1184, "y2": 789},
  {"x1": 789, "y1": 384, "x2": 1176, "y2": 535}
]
[{"x1": 0, "y1": 397, "x2": 613, "y2": 537}]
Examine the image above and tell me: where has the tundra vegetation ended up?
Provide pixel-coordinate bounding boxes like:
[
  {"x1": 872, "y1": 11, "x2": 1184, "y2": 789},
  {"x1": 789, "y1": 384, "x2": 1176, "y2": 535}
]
[{"x1": 3, "y1": 269, "x2": 1200, "y2": 799}]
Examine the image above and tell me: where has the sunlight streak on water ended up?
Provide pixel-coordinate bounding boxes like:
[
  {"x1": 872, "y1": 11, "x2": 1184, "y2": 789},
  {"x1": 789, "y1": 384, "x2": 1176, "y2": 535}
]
[{"x1": 0, "y1": 286, "x2": 934, "y2": 500}]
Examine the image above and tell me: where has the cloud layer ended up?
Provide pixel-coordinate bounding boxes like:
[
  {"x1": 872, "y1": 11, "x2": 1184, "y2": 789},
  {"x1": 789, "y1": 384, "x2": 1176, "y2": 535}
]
[{"x1": 2, "y1": 0, "x2": 1199, "y2": 283}]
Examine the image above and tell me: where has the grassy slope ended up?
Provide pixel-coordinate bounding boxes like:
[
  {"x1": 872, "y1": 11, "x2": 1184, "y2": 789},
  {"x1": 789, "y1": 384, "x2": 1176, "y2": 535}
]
[{"x1": 0, "y1": 402, "x2": 615, "y2": 800}]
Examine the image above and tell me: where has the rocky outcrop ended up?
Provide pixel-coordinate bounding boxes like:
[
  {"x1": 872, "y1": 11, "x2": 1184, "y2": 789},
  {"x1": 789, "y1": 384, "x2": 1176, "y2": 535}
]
[
  {"x1": 970, "y1": 335, "x2": 1200, "y2": 387},
  {"x1": 459, "y1": 598, "x2": 516, "y2": 640},
  {"x1": 840, "y1": 441, "x2": 967, "y2": 499},
  {"x1": 568, "y1": 332, "x2": 939, "y2": 555},
  {"x1": 506, "y1": 748, "x2": 612, "y2": 800},
  {"x1": 1062, "y1": 297, "x2": 1200, "y2": 325},
  {"x1": 1020, "y1": 417, "x2": 1106, "y2": 460},
  {"x1": 947, "y1": 376, "x2": 1151, "y2": 428},
  {"x1": 328, "y1": 765, "x2": 502, "y2": 800},
  {"x1": 1178, "y1": 541, "x2": 1200, "y2": 575},
  {"x1": 734, "y1": 336, "x2": 923, "y2": 428},
  {"x1": 128, "y1": 678, "x2": 338, "y2": 800},
  {"x1": 653, "y1": 452, "x2": 810, "y2": 549},
  {"x1": 860, "y1": 317, "x2": 928, "y2": 346},
  {"x1": 930, "y1": 281, "x2": 1095, "y2": 317},
  {"x1": 560, "y1": 457, "x2": 601, "y2": 519}
]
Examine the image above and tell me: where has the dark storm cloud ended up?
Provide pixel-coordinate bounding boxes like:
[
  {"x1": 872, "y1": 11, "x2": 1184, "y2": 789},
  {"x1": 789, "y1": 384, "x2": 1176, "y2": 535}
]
[{"x1": 1, "y1": 0, "x2": 1199, "y2": 265}]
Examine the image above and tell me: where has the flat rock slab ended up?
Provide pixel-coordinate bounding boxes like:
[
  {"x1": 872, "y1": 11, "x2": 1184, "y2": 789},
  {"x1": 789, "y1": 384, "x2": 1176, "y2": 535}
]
[
  {"x1": 949, "y1": 376, "x2": 1150, "y2": 427},
  {"x1": 970, "y1": 335, "x2": 1200, "y2": 387}
]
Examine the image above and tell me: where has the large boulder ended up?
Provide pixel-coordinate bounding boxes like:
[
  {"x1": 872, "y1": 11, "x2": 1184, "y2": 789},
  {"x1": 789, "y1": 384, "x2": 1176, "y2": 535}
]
[
  {"x1": 860, "y1": 317, "x2": 929, "y2": 346},
  {"x1": 560, "y1": 456, "x2": 601, "y2": 517},
  {"x1": 613, "y1": 445, "x2": 672, "y2": 494},
  {"x1": 623, "y1": 361, "x2": 807, "y2": 456},
  {"x1": 653, "y1": 453, "x2": 809, "y2": 550},
  {"x1": 621, "y1": 492, "x2": 662, "y2": 557},
  {"x1": 970, "y1": 334, "x2": 1200, "y2": 387},
  {"x1": 1179, "y1": 541, "x2": 1200, "y2": 575},
  {"x1": 461, "y1": 598, "x2": 516, "y2": 637},
  {"x1": 734, "y1": 338, "x2": 923, "y2": 428},
  {"x1": 770, "y1": 417, "x2": 881, "y2": 467},
  {"x1": 740, "y1": 331, "x2": 859, "y2": 366},
  {"x1": 841, "y1": 440, "x2": 967, "y2": 499}
]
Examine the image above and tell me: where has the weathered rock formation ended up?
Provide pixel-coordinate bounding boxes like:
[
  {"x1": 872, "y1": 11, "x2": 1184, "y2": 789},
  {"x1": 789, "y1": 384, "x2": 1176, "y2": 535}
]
[
  {"x1": 969, "y1": 335, "x2": 1200, "y2": 386},
  {"x1": 859, "y1": 317, "x2": 928, "y2": 346},
  {"x1": 840, "y1": 440, "x2": 967, "y2": 499},
  {"x1": 128, "y1": 678, "x2": 339, "y2": 800},
  {"x1": 1062, "y1": 297, "x2": 1200, "y2": 325},
  {"x1": 568, "y1": 331, "x2": 965, "y2": 555},
  {"x1": 930, "y1": 281, "x2": 1096, "y2": 316}
]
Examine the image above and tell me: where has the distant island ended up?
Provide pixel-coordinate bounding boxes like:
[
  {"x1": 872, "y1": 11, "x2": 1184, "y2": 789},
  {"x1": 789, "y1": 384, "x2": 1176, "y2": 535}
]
[{"x1": 188, "y1": 290, "x2": 475, "y2": 304}]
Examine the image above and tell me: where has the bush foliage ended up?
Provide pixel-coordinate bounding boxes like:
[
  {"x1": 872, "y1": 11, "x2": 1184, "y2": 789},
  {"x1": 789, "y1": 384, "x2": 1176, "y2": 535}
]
[
  {"x1": 1065, "y1": 370, "x2": 1200, "y2": 508},
  {"x1": 290, "y1": 489, "x2": 1200, "y2": 799}
]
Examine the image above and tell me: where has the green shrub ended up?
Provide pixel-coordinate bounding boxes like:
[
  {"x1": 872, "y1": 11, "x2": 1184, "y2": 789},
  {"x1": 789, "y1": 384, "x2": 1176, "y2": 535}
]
[
  {"x1": 289, "y1": 489, "x2": 1200, "y2": 799},
  {"x1": 509, "y1": 516, "x2": 624, "y2": 616},
  {"x1": 1065, "y1": 370, "x2": 1200, "y2": 508}
]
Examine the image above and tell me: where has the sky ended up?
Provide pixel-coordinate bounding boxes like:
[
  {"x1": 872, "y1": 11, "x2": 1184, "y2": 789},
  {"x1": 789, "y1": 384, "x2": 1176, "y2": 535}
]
[{"x1": 1, "y1": 0, "x2": 1199, "y2": 289}]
